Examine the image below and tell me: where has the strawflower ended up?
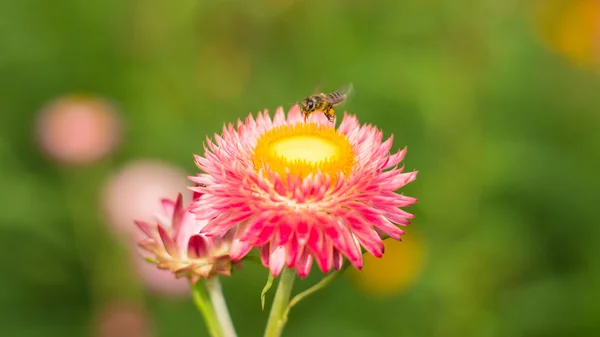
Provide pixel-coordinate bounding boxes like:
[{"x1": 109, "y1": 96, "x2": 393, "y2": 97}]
[
  {"x1": 135, "y1": 192, "x2": 234, "y2": 284},
  {"x1": 190, "y1": 106, "x2": 417, "y2": 278}
]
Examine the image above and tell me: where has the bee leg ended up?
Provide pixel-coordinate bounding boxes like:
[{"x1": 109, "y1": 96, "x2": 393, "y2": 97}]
[{"x1": 326, "y1": 108, "x2": 335, "y2": 122}]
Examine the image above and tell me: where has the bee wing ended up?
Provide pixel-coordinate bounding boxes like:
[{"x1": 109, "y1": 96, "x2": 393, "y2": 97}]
[
  {"x1": 335, "y1": 82, "x2": 354, "y2": 97},
  {"x1": 313, "y1": 82, "x2": 323, "y2": 95},
  {"x1": 326, "y1": 83, "x2": 354, "y2": 106}
]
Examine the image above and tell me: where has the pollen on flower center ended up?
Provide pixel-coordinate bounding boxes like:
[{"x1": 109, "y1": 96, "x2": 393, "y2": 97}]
[
  {"x1": 252, "y1": 122, "x2": 355, "y2": 179},
  {"x1": 270, "y1": 135, "x2": 339, "y2": 163}
]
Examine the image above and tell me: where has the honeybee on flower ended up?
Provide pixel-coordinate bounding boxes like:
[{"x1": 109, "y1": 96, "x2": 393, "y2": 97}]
[{"x1": 299, "y1": 84, "x2": 354, "y2": 123}]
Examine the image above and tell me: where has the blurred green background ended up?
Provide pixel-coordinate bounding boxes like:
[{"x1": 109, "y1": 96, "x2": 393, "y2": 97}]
[{"x1": 1, "y1": 0, "x2": 599, "y2": 336}]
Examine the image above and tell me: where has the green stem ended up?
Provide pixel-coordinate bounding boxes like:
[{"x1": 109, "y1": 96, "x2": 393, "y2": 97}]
[
  {"x1": 263, "y1": 268, "x2": 296, "y2": 337},
  {"x1": 205, "y1": 277, "x2": 237, "y2": 337},
  {"x1": 192, "y1": 281, "x2": 223, "y2": 337},
  {"x1": 282, "y1": 263, "x2": 350, "y2": 324}
]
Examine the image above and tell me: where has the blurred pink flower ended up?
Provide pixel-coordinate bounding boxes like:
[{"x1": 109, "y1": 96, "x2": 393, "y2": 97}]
[
  {"x1": 190, "y1": 106, "x2": 418, "y2": 278},
  {"x1": 36, "y1": 95, "x2": 121, "y2": 165},
  {"x1": 93, "y1": 301, "x2": 153, "y2": 337},
  {"x1": 135, "y1": 193, "x2": 234, "y2": 284},
  {"x1": 102, "y1": 160, "x2": 193, "y2": 295},
  {"x1": 130, "y1": 249, "x2": 191, "y2": 296},
  {"x1": 102, "y1": 160, "x2": 191, "y2": 241}
]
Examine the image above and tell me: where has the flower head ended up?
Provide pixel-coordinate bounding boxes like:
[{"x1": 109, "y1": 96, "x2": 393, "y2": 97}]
[
  {"x1": 135, "y1": 192, "x2": 234, "y2": 284},
  {"x1": 190, "y1": 106, "x2": 417, "y2": 278}
]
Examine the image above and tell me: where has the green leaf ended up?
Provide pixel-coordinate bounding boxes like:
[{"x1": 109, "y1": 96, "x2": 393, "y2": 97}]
[{"x1": 261, "y1": 273, "x2": 275, "y2": 310}]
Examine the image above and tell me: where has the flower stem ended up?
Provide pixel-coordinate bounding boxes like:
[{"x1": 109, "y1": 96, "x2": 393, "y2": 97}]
[
  {"x1": 192, "y1": 280, "x2": 223, "y2": 337},
  {"x1": 264, "y1": 268, "x2": 296, "y2": 337},
  {"x1": 282, "y1": 263, "x2": 349, "y2": 324},
  {"x1": 205, "y1": 277, "x2": 237, "y2": 337}
]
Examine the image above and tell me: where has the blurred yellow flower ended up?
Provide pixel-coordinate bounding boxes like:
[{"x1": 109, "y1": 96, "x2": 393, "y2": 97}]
[
  {"x1": 533, "y1": 0, "x2": 600, "y2": 70},
  {"x1": 350, "y1": 233, "x2": 425, "y2": 297}
]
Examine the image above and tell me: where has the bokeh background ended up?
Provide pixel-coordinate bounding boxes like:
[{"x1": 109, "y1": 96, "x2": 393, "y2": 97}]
[{"x1": 1, "y1": 0, "x2": 599, "y2": 336}]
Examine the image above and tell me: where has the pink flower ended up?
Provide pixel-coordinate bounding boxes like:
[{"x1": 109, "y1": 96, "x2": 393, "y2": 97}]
[
  {"x1": 36, "y1": 95, "x2": 122, "y2": 165},
  {"x1": 135, "y1": 193, "x2": 234, "y2": 284},
  {"x1": 189, "y1": 106, "x2": 417, "y2": 278}
]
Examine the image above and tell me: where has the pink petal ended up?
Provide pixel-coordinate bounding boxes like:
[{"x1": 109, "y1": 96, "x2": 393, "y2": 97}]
[
  {"x1": 157, "y1": 225, "x2": 178, "y2": 257},
  {"x1": 356, "y1": 204, "x2": 387, "y2": 223},
  {"x1": 322, "y1": 217, "x2": 354, "y2": 260},
  {"x1": 371, "y1": 192, "x2": 418, "y2": 207},
  {"x1": 384, "y1": 205, "x2": 416, "y2": 220},
  {"x1": 201, "y1": 212, "x2": 238, "y2": 236},
  {"x1": 383, "y1": 147, "x2": 407, "y2": 170},
  {"x1": 347, "y1": 235, "x2": 363, "y2": 269},
  {"x1": 295, "y1": 251, "x2": 313, "y2": 278},
  {"x1": 239, "y1": 213, "x2": 269, "y2": 242},
  {"x1": 314, "y1": 236, "x2": 333, "y2": 273},
  {"x1": 338, "y1": 113, "x2": 360, "y2": 135},
  {"x1": 368, "y1": 215, "x2": 405, "y2": 240},
  {"x1": 252, "y1": 217, "x2": 277, "y2": 246},
  {"x1": 287, "y1": 105, "x2": 304, "y2": 124},
  {"x1": 135, "y1": 220, "x2": 153, "y2": 237},
  {"x1": 260, "y1": 245, "x2": 270, "y2": 267},
  {"x1": 296, "y1": 215, "x2": 311, "y2": 245},
  {"x1": 192, "y1": 184, "x2": 205, "y2": 201},
  {"x1": 269, "y1": 245, "x2": 287, "y2": 276},
  {"x1": 285, "y1": 235, "x2": 302, "y2": 267},
  {"x1": 187, "y1": 235, "x2": 208, "y2": 259},
  {"x1": 384, "y1": 212, "x2": 412, "y2": 226},
  {"x1": 333, "y1": 250, "x2": 344, "y2": 270},
  {"x1": 273, "y1": 107, "x2": 286, "y2": 125},
  {"x1": 230, "y1": 238, "x2": 254, "y2": 261},
  {"x1": 161, "y1": 198, "x2": 177, "y2": 218},
  {"x1": 386, "y1": 171, "x2": 418, "y2": 190},
  {"x1": 168, "y1": 193, "x2": 185, "y2": 232},
  {"x1": 352, "y1": 226, "x2": 384, "y2": 258},
  {"x1": 275, "y1": 218, "x2": 293, "y2": 246},
  {"x1": 306, "y1": 226, "x2": 324, "y2": 258},
  {"x1": 338, "y1": 211, "x2": 379, "y2": 260}
]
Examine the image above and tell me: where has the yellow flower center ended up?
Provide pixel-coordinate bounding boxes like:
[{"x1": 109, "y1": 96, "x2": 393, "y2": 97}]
[{"x1": 252, "y1": 123, "x2": 355, "y2": 179}]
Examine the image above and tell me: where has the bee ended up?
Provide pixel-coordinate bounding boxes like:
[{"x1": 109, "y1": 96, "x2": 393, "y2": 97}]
[{"x1": 300, "y1": 84, "x2": 353, "y2": 123}]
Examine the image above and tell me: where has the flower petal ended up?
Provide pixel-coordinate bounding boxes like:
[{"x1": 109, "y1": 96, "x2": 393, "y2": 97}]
[
  {"x1": 269, "y1": 244, "x2": 287, "y2": 276},
  {"x1": 135, "y1": 220, "x2": 153, "y2": 237},
  {"x1": 296, "y1": 251, "x2": 313, "y2": 278},
  {"x1": 333, "y1": 250, "x2": 344, "y2": 270},
  {"x1": 286, "y1": 235, "x2": 302, "y2": 267},
  {"x1": 230, "y1": 238, "x2": 254, "y2": 261},
  {"x1": 187, "y1": 234, "x2": 208, "y2": 259},
  {"x1": 275, "y1": 217, "x2": 294, "y2": 246},
  {"x1": 157, "y1": 225, "x2": 178, "y2": 257}
]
